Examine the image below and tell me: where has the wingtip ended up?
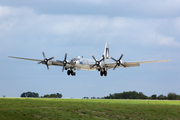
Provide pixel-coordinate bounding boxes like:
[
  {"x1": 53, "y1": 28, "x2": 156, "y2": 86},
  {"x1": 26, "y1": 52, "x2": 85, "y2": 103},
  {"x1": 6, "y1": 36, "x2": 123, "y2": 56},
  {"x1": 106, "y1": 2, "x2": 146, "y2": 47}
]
[
  {"x1": 163, "y1": 59, "x2": 171, "y2": 62},
  {"x1": 8, "y1": 56, "x2": 15, "y2": 58}
]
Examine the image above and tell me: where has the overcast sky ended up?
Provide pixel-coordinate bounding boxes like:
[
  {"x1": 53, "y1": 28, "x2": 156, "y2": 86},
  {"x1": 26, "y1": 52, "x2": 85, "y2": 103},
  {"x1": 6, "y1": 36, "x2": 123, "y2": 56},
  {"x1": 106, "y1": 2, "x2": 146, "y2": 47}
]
[{"x1": 0, "y1": 0, "x2": 180, "y2": 98}]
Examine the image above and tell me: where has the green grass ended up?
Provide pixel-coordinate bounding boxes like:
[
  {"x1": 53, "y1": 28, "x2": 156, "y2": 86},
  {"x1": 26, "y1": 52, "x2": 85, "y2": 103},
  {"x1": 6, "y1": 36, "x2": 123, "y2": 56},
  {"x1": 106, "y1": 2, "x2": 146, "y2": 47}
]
[{"x1": 0, "y1": 98, "x2": 180, "y2": 120}]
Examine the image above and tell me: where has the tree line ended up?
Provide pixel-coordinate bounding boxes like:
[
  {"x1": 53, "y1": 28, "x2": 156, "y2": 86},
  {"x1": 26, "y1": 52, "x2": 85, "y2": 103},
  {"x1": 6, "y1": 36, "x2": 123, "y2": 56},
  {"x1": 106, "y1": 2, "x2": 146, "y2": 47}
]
[
  {"x1": 84, "y1": 91, "x2": 180, "y2": 100},
  {"x1": 20, "y1": 91, "x2": 180, "y2": 100},
  {"x1": 20, "y1": 91, "x2": 62, "y2": 98}
]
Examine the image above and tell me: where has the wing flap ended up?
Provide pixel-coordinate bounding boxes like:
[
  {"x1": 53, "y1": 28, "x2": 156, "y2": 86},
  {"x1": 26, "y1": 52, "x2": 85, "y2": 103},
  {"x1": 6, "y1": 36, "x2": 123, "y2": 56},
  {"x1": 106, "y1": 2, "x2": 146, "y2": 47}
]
[
  {"x1": 124, "y1": 62, "x2": 140, "y2": 67},
  {"x1": 136, "y1": 59, "x2": 171, "y2": 64},
  {"x1": 51, "y1": 60, "x2": 65, "y2": 66},
  {"x1": 105, "y1": 59, "x2": 170, "y2": 69},
  {"x1": 124, "y1": 59, "x2": 171, "y2": 67}
]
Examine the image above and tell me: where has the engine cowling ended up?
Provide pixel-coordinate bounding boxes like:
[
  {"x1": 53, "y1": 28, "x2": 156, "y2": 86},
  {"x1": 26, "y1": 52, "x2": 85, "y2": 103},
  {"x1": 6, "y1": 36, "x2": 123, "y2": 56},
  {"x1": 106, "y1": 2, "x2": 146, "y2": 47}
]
[{"x1": 47, "y1": 60, "x2": 53, "y2": 66}]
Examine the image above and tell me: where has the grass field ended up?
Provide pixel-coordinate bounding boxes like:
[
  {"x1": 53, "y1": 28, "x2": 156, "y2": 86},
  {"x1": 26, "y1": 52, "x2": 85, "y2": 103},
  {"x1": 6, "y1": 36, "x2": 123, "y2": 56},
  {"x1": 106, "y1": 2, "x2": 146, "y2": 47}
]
[{"x1": 0, "y1": 98, "x2": 180, "y2": 120}]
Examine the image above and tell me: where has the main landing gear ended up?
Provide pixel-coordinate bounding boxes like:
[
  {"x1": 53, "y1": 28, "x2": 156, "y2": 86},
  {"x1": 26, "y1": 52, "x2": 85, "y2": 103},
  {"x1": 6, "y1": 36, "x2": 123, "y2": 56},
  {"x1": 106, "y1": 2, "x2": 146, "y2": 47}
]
[
  {"x1": 100, "y1": 70, "x2": 107, "y2": 76},
  {"x1": 67, "y1": 70, "x2": 76, "y2": 76}
]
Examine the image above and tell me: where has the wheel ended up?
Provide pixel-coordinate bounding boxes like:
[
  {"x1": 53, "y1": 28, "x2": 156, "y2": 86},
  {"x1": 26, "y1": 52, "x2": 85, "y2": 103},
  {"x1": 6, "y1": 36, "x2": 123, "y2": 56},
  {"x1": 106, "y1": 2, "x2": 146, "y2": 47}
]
[
  {"x1": 71, "y1": 72, "x2": 76, "y2": 76},
  {"x1": 71, "y1": 71, "x2": 76, "y2": 76},
  {"x1": 100, "y1": 71, "x2": 104, "y2": 76},
  {"x1": 73, "y1": 72, "x2": 76, "y2": 76},
  {"x1": 70, "y1": 71, "x2": 73, "y2": 76},
  {"x1": 104, "y1": 71, "x2": 107, "y2": 76},
  {"x1": 67, "y1": 70, "x2": 71, "y2": 75}
]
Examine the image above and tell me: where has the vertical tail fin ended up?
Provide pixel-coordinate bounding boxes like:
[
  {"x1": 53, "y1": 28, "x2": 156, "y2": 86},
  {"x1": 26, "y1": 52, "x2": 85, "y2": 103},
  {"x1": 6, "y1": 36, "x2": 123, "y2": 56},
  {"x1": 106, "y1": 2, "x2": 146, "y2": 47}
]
[{"x1": 103, "y1": 43, "x2": 109, "y2": 59}]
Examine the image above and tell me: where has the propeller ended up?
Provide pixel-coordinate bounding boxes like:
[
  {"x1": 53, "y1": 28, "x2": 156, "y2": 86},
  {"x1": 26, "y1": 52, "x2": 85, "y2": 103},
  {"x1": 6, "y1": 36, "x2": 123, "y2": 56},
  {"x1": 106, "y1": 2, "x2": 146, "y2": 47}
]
[
  {"x1": 62, "y1": 52, "x2": 68, "y2": 72},
  {"x1": 90, "y1": 55, "x2": 104, "y2": 69},
  {"x1": 37, "y1": 51, "x2": 54, "y2": 70},
  {"x1": 110, "y1": 53, "x2": 126, "y2": 71}
]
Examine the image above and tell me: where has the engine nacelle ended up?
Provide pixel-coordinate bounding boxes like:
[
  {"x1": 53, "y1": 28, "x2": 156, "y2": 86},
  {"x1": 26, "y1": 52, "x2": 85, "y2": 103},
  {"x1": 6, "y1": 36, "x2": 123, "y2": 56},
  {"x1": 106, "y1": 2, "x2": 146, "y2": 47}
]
[
  {"x1": 121, "y1": 60, "x2": 125, "y2": 65},
  {"x1": 47, "y1": 60, "x2": 53, "y2": 66}
]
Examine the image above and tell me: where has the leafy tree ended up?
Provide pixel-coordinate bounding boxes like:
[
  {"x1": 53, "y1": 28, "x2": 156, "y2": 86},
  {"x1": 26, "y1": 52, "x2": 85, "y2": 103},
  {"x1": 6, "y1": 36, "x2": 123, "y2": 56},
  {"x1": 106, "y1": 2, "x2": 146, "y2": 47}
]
[
  {"x1": 43, "y1": 94, "x2": 50, "y2": 97},
  {"x1": 138, "y1": 92, "x2": 148, "y2": 99},
  {"x1": 151, "y1": 94, "x2": 157, "y2": 99},
  {"x1": 50, "y1": 93, "x2": 57, "y2": 97},
  {"x1": 20, "y1": 91, "x2": 39, "y2": 97},
  {"x1": 42, "y1": 93, "x2": 62, "y2": 98},
  {"x1": 91, "y1": 97, "x2": 96, "y2": 99},
  {"x1": 168, "y1": 93, "x2": 178, "y2": 100},
  {"x1": 83, "y1": 97, "x2": 89, "y2": 99},
  {"x1": 102, "y1": 91, "x2": 147, "y2": 99},
  {"x1": 103, "y1": 96, "x2": 110, "y2": 99},
  {"x1": 56, "y1": 93, "x2": 62, "y2": 98},
  {"x1": 178, "y1": 95, "x2": 180, "y2": 100},
  {"x1": 157, "y1": 94, "x2": 167, "y2": 100}
]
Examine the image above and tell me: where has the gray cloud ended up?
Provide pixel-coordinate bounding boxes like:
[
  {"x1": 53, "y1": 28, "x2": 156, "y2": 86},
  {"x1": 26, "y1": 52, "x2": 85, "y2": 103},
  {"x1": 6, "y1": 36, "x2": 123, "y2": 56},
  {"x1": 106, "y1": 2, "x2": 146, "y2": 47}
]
[
  {"x1": 0, "y1": 6, "x2": 179, "y2": 54},
  {"x1": 0, "y1": 0, "x2": 180, "y2": 18}
]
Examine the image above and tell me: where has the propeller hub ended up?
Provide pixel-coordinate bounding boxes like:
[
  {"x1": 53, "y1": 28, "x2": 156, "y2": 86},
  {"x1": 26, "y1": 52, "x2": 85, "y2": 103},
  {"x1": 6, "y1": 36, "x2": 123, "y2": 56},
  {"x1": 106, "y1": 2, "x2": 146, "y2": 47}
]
[
  {"x1": 38, "y1": 51, "x2": 54, "y2": 70},
  {"x1": 110, "y1": 53, "x2": 124, "y2": 71},
  {"x1": 62, "y1": 53, "x2": 68, "y2": 72},
  {"x1": 90, "y1": 55, "x2": 104, "y2": 69}
]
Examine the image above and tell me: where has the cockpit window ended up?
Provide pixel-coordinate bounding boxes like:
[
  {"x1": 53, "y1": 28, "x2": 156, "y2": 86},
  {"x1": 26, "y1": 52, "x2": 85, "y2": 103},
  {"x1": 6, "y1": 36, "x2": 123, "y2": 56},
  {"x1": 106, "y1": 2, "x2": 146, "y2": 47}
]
[
  {"x1": 70, "y1": 58, "x2": 80, "y2": 65},
  {"x1": 71, "y1": 58, "x2": 79, "y2": 62}
]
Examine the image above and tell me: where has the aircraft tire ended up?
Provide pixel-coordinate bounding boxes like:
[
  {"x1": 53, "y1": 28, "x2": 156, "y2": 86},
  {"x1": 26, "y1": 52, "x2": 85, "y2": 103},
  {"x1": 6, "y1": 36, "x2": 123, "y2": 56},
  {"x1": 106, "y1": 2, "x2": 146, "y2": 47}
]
[
  {"x1": 67, "y1": 70, "x2": 71, "y2": 75},
  {"x1": 104, "y1": 71, "x2": 107, "y2": 76},
  {"x1": 70, "y1": 71, "x2": 73, "y2": 76},
  {"x1": 100, "y1": 71, "x2": 103, "y2": 76},
  {"x1": 70, "y1": 71, "x2": 76, "y2": 76}
]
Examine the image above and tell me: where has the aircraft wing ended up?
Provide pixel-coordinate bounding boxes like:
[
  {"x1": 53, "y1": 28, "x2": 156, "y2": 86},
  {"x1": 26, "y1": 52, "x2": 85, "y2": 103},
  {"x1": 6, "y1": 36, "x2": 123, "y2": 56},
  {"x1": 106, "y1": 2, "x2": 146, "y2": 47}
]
[
  {"x1": 8, "y1": 56, "x2": 42, "y2": 62},
  {"x1": 105, "y1": 59, "x2": 171, "y2": 69},
  {"x1": 8, "y1": 56, "x2": 67, "y2": 67},
  {"x1": 124, "y1": 59, "x2": 171, "y2": 67},
  {"x1": 53, "y1": 60, "x2": 66, "y2": 66}
]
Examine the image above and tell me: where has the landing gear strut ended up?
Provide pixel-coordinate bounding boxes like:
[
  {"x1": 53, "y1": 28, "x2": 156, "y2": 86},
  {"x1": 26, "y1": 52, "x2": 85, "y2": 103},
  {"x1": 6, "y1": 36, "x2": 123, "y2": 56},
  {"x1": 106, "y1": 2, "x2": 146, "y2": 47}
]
[
  {"x1": 67, "y1": 70, "x2": 76, "y2": 76},
  {"x1": 100, "y1": 70, "x2": 107, "y2": 77}
]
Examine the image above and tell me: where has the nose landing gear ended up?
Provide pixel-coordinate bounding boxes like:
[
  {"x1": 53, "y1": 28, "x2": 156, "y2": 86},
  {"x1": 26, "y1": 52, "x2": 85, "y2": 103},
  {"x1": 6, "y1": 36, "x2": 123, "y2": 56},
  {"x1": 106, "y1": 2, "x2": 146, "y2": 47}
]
[{"x1": 100, "y1": 70, "x2": 107, "y2": 76}]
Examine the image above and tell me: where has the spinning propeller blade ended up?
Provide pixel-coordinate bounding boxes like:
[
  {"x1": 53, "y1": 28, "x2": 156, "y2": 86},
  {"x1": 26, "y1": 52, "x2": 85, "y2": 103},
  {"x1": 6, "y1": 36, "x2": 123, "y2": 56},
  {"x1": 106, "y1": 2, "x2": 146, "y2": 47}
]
[
  {"x1": 110, "y1": 53, "x2": 125, "y2": 71},
  {"x1": 90, "y1": 55, "x2": 104, "y2": 69},
  {"x1": 62, "y1": 53, "x2": 68, "y2": 72},
  {"x1": 37, "y1": 51, "x2": 55, "y2": 70}
]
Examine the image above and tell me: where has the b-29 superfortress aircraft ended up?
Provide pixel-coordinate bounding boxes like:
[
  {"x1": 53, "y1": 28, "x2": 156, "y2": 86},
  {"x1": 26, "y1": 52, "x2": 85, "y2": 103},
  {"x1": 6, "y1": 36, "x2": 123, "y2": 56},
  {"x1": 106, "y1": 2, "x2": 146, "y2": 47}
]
[{"x1": 8, "y1": 43, "x2": 170, "y2": 77}]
